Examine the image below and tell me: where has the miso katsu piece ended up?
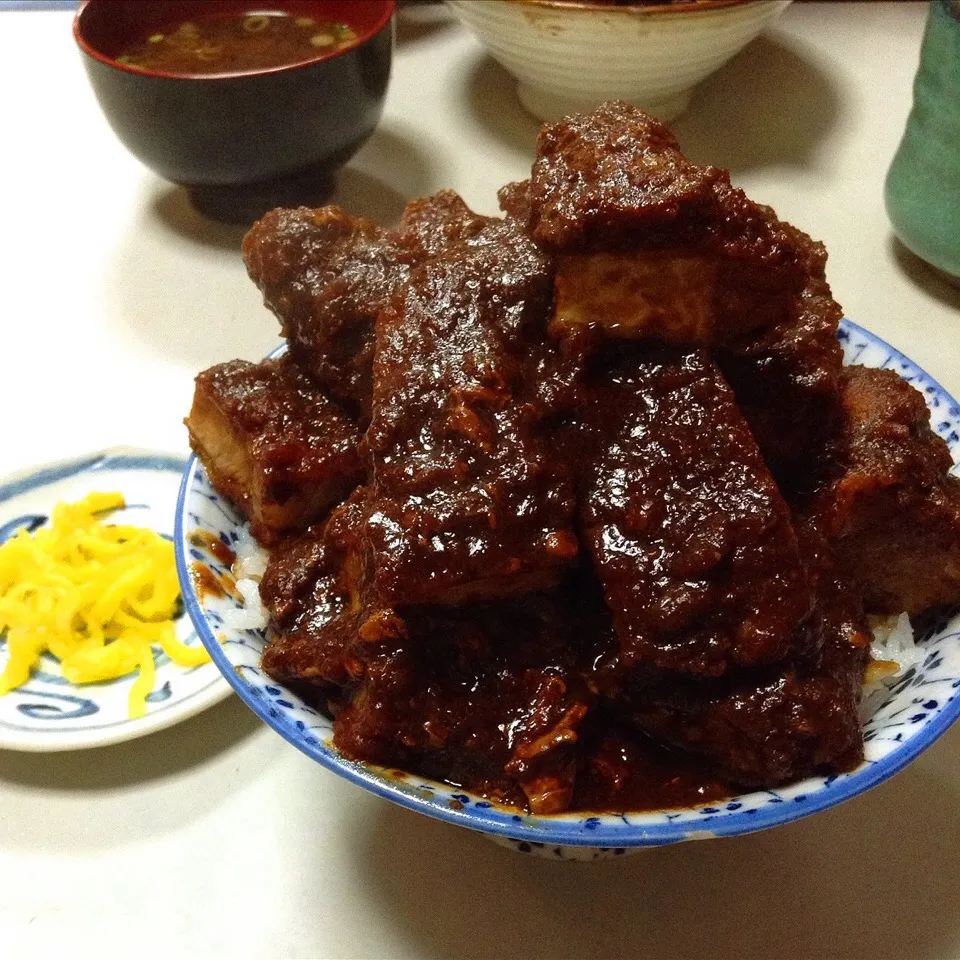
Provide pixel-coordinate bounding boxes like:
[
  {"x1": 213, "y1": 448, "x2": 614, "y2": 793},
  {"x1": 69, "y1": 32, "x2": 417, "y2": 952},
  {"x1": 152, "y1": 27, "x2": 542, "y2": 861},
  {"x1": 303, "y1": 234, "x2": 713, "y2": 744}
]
[
  {"x1": 331, "y1": 587, "x2": 592, "y2": 815},
  {"x1": 525, "y1": 103, "x2": 818, "y2": 346},
  {"x1": 577, "y1": 346, "x2": 812, "y2": 680},
  {"x1": 258, "y1": 513, "x2": 360, "y2": 692},
  {"x1": 361, "y1": 215, "x2": 576, "y2": 611},
  {"x1": 242, "y1": 194, "x2": 491, "y2": 420},
  {"x1": 242, "y1": 207, "x2": 408, "y2": 418},
  {"x1": 624, "y1": 580, "x2": 871, "y2": 788},
  {"x1": 185, "y1": 355, "x2": 362, "y2": 544},
  {"x1": 187, "y1": 101, "x2": 960, "y2": 815},
  {"x1": 715, "y1": 273, "x2": 846, "y2": 494},
  {"x1": 805, "y1": 364, "x2": 960, "y2": 615}
]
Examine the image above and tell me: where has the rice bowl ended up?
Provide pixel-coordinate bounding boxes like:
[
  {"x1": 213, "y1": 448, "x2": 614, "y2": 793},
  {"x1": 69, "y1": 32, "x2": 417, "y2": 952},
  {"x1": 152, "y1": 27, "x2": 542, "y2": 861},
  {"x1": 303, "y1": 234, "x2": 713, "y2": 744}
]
[{"x1": 176, "y1": 319, "x2": 960, "y2": 858}]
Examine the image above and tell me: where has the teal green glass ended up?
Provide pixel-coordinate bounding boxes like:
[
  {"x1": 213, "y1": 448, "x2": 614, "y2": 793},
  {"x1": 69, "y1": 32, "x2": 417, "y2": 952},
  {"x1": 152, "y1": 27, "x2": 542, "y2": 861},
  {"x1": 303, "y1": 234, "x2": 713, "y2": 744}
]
[{"x1": 885, "y1": 0, "x2": 960, "y2": 280}]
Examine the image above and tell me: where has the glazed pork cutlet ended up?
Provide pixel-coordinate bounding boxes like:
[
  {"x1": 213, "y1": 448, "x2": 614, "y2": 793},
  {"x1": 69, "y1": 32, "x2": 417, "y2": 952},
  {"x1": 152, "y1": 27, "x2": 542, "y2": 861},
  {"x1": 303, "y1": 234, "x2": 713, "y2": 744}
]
[
  {"x1": 526, "y1": 101, "x2": 817, "y2": 346},
  {"x1": 623, "y1": 568, "x2": 872, "y2": 788},
  {"x1": 242, "y1": 206, "x2": 401, "y2": 418},
  {"x1": 715, "y1": 274, "x2": 846, "y2": 494},
  {"x1": 259, "y1": 490, "x2": 591, "y2": 813},
  {"x1": 242, "y1": 193, "x2": 489, "y2": 420},
  {"x1": 497, "y1": 179, "x2": 533, "y2": 223},
  {"x1": 259, "y1": 489, "x2": 370, "y2": 691},
  {"x1": 805, "y1": 364, "x2": 960, "y2": 614},
  {"x1": 185, "y1": 355, "x2": 362, "y2": 544},
  {"x1": 259, "y1": 525, "x2": 355, "y2": 691},
  {"x1": 578, "y1": 346, "x2": 814, "y2": 680},
  {"x1": 397, "y1": 189, "x2": 490, "y2": 257},
  {"x1": 524, "y1": 101, "x2": 848, "y2": 492},
  {"x1": 358, "y1": 215, "x2": 577, "y2": 612},
  {"x1": 330, "y1": 588, "x2": 591, "y2": 814}
]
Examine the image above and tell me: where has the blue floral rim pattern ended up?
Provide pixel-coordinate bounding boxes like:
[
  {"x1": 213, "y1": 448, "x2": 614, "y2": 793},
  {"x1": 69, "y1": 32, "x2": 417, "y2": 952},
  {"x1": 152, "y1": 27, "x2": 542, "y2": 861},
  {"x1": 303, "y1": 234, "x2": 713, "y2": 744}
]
[{"x1": 175, "y1": 320, "x2": 960, "y2": 847}]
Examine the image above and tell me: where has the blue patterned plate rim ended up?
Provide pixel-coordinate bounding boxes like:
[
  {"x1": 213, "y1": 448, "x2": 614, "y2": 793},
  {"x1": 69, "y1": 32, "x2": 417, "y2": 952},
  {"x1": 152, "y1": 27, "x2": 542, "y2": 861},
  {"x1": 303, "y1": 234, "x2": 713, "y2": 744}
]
[
  {"x1": 175, "y1": 321, "x2": 960, "y2": 846},
  {"x1": 0, "y1": 447, "x2": 233, "y2": 751}
]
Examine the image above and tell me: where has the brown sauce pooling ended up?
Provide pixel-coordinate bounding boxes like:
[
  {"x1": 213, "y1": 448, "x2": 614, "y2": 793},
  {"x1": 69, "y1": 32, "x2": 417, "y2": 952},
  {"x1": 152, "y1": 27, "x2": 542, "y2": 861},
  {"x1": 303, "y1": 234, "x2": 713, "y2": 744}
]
[
  {"x1": 117, "y1": 12, "x2": 358, "y2": 75},
  {"x1": 572, "y1": 729, "x2": 731, "y2": 814},
  {"x1": 188, "y1": 529, "x2": 236, "y2": 568},
  {"x1": 191, "y1": 561, "x2": 228, "y2": 600}
]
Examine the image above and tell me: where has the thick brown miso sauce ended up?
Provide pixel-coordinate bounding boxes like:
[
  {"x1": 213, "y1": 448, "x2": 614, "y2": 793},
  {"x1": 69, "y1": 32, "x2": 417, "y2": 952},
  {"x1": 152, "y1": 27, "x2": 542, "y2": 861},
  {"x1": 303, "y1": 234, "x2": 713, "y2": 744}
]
[
  {"x1": 188, "y1": 529, "x2": 236, "y2": 567},
  {"x1": 117, "y1": 12, "x2": 359, "y2": 75},
  {"x1": 191, "y1": 562, "x2": 228, "y2": 600},
  {"x1": 189, "y1": 530, "x2": 239, "y2": 602},
  {"x1": 239, "y1": 101, "x2": 889, "y2": 816},
  {"x1": 571, "y1": 729, "x2": 731, "y2": 813},
  {"x1": 435, "y1": 726, "x2": 733, "y2": 814}
]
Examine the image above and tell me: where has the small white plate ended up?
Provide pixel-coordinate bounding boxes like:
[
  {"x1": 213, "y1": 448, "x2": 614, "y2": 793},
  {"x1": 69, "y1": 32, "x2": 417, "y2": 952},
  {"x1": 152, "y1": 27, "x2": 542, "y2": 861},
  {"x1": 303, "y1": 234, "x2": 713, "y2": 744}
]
[{"x1": 0, "y1": 447, "x2": 232, "y2": 752}]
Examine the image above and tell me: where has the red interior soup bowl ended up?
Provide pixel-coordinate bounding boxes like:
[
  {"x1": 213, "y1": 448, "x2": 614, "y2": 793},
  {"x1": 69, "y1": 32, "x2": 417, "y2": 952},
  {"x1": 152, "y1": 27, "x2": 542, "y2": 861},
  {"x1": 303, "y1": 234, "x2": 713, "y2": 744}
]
[{"x1": 74, "y1": 0, "x2": 395, "y2": 222}]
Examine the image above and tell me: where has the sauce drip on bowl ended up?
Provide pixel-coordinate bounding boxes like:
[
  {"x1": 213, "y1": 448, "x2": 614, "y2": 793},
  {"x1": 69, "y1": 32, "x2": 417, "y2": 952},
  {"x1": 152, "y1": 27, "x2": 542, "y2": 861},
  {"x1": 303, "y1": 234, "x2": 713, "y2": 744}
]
[
  {"x1": 116, "y1": 11, "x2": 359, "y2": 75},
  {"x1": 188, "y1": 529, "x2": 236, "y2": 568}
]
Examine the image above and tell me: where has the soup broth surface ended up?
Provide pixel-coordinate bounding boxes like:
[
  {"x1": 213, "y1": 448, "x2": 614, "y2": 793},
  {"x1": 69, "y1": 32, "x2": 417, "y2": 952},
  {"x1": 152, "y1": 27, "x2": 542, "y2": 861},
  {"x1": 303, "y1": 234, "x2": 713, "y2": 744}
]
[{"x1": 117, "y1": 11, "x2": 358, "y2": 74}]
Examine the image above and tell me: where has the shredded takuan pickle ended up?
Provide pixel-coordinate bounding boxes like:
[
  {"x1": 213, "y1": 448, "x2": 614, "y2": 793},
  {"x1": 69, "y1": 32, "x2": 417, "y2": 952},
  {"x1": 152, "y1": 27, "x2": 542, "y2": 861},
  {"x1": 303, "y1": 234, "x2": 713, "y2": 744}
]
[{"x1": 0, "y1": 492, "x2": 209, "y2": 718}]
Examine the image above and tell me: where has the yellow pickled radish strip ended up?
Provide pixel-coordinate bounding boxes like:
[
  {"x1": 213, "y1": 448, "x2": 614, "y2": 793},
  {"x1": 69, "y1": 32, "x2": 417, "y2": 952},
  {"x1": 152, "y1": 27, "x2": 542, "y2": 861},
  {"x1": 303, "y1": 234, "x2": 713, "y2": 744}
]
[
  {"x1": 72, "y1": 533, "x2": 130, "y2": 560},
  {"x1": 48, "y1": 628, "x2": 102, "y2": 662},
  {"x1": 127, "y1": 642, "x2": 156, "y2": 720},
  {"x1": 55, "y1": 581, "x2": 96, "y2": 634},
  {"x1": 111, "y1": 608, "x2": 164, "y2": 634},
  {"x1": 126, "y1": 581, "x2": 179, "y2": 621},
  {"x1": 51, "y1": 491, "x2": 124, "y2": 528},
  {"x1": 61, "y1": 641, "x2": 142, "y2": 685},
  {"x1": 0, "y1": 628, "x2": 47, "y2": 694},
  {"x1": 158, "y1": 621, "x2": 209, "y2": 668},
  {"x1": 0, "y1": 491, "x2": 210, "y2": 718},
  {"x1": 87, "y1": 560, "x2": 155, "y2": 624}
]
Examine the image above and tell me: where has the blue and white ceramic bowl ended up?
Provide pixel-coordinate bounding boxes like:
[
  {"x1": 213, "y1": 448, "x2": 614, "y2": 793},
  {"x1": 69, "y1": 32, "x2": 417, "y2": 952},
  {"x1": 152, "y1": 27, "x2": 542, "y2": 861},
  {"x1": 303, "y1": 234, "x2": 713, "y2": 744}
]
[{"x1": 175, "y1": 321, "x2": 960, "y2": 859}]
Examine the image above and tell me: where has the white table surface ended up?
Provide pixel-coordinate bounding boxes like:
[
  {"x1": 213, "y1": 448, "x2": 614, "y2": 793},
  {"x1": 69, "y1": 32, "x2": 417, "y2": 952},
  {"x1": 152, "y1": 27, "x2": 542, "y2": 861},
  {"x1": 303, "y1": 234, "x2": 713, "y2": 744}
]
[{"x1": 1, "y1": 3, "x2": 959, "y2": 958}]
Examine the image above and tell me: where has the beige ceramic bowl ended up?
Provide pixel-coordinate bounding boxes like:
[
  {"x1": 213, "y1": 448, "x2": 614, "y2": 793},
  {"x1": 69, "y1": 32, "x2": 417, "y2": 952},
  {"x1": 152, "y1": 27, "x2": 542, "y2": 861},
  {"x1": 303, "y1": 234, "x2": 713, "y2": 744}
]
[{"x1": 445, "y1": 0, "x2": 791, "y2": 122}]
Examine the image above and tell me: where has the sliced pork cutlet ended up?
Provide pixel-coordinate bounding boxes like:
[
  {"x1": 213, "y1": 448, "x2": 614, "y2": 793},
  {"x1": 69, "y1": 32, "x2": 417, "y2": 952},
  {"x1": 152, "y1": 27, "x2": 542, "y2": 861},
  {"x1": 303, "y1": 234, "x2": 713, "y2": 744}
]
[
  {"x1": 716, "y1": 274, "x2": 845, "y2": 496},
  {"x1": 242, "y1": 195, "x2": 490, "y2": 421},
  {"x1": 242, "y1": 206, "x2": 401, "y2": 418},
  {"x1": 623, "y1": 569, "x2": 871, "y2": 788},
  {"x1": 358, "y1": 215, "x2": 577, "y2": 612},
  {"x1": 525, "y1": 100, "x2": 821, "y2": 346},
  {"x1": 332, "y1": 587, "x2": 592, "y2": 815},
  {"x1": 497, "y1": 179, "x2": 534, "y2": 222},
  {"x1": 578, "y1": 345, "x2": 814, "y2": 680},
  {"x1": 185, "y1": 355, "x2": 362, "y2": 544},
  {"x1": 259, "y1": 527, "x2": 357, "y2": 691},
  {"x1": 398, "y1": 188, "x2": 490, "y2": 256},
  {"x1": 260, "y1": 487, "x2": 370, "y2": 691},
  {"x1": 260, "y1": 495, "x2": 591, "y2": 816},
  {"x1": 804, "y1": 364, "x2": 960, "y2": 614}
]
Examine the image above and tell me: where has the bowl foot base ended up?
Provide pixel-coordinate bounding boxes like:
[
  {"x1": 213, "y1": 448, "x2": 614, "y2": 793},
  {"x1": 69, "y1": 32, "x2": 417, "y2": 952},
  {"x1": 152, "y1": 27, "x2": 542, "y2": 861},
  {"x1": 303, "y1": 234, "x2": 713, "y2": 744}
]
[
  {"x1": 488, "y1": 834, "x2": 645, "y2": 860},
  {"x1": 516, "y1": 82, "x2": 694, "y2": 124},
  {"x1": 187, "y1": 165, "x2": 337, "y2": 225}
]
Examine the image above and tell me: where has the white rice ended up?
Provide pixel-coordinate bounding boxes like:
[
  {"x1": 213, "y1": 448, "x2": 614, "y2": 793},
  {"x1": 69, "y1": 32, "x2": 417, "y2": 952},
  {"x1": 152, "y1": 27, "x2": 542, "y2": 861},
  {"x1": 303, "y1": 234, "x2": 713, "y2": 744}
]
[
  {"x1": 231, "y1": 523, "x2": 268, "y2": 574},
  {"x1": 861, "y1": 612, "x2": 923, "y2": 719},
  {"x1": 222, "y1": 524, "x2": 270, "y2": 631},
  {"x1": 869, "y1": 612, "x2": 924, "y2": 671}
]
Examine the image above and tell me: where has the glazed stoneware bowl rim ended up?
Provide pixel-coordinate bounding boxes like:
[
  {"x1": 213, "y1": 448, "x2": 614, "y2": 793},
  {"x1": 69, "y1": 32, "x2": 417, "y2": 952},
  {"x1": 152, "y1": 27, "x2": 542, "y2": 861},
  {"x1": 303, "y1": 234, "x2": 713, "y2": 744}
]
[
  {"x1": 446, "y1": 0, "x2": 792, "y2": 123},
  {"x1": 176, "y1": 321, "x2": 960, "y2": 849},
  {"x1": 73, "y1": 0, "x2": 397, "y2": 82},
  {"x1": 502, "y1": 0, "x2": 758, "y2": 16}
]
